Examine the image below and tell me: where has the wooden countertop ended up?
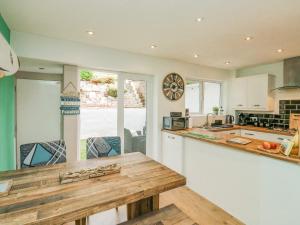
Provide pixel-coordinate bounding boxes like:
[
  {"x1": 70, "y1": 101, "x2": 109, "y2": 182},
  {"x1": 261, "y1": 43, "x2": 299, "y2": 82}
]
[
  {"x1": 163, "y1": 128, "x2": 300, "y2": 165},
  {"x1": 0, "y1": 153, "x2": 186, "y2": 225}
]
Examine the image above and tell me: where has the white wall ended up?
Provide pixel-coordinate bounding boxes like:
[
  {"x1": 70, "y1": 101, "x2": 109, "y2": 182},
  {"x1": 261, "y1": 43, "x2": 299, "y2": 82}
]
[
  {"x1": 184, "y1": 136, "x2": 300, "y2": 225},
  {"x1": 63, "y1": 65, "x2": 80, "y2": 162},
  {"x1": 16, "y1": 79, "x2": 61, "y2": 167},
  {"x1": 11, "y1": 31, "x2": 230, "y2": 160}
]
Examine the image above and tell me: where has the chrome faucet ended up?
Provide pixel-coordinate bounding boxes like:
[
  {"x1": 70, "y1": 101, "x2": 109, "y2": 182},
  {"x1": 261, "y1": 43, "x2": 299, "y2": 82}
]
[{"x1": 205, "y1": 113, "x2": 214, "y2": 127}]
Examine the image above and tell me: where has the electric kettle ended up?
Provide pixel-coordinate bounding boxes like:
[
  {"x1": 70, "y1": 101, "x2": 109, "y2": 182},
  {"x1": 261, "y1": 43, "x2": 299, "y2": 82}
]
[{"x1": 225, "y1": 115, "x2": 234, "y2": 124}]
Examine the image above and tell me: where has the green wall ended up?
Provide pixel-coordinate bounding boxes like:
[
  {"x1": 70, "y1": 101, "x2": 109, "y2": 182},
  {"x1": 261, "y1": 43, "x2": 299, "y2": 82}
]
[
  {"x1": 0, "y1": 14, "x2": 10, "y2": 42},
  {"x1": 0, "y1": 14, "x2": 16, "y2": 171}
]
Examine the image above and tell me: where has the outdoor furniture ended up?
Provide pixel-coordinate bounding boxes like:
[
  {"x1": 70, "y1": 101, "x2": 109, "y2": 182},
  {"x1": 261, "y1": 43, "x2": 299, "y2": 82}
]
[
  {"x1": 20, "y1": 140, "x2": 66, "y2": 168},
  {"x1": 124, "y1": 128, "x2": 146, "y2": 154},
  {"x1": 0, "y1": 152, "x2": 186, "y2": 225},
  {"x1": 86, "y1": 136, "x2": 121, "y2": 159}
]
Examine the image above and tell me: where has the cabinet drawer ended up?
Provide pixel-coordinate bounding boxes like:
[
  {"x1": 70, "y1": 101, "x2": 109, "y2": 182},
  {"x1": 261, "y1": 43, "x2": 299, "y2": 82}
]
[
  {"x1": 241, "y1": 130, "x2": 258, "y2": 138},
  {"x1": 241, "y1": 130, "x2": 292, "y2": 142}
]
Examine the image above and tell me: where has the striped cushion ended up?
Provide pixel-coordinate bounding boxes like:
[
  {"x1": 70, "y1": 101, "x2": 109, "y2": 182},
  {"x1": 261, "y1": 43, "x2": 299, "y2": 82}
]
[{"x1": 86, "y1": 137, "x2": 121, "y2": 159}]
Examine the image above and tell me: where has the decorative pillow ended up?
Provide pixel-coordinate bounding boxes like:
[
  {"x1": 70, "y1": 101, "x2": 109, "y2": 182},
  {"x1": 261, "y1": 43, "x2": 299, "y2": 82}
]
[
  {"x1": 87, "y1": 136, "x2": 121, "y2": 159},
  {"x1": 20, "y1": 140, "x2": 66, "y2": 168}
]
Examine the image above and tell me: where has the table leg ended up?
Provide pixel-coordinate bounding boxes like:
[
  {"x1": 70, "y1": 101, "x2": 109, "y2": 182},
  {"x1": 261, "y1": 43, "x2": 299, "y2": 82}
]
[
  {"x1": 75, "y1": 217, "x2": 87, "y2": 225},
  {"x1": 127, "y1": 194, "x2": 159, "y2": 220}
]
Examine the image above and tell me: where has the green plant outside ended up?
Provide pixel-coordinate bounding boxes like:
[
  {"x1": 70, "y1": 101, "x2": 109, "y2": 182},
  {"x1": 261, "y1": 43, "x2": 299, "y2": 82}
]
[
  {"x1": 91, "y1": 77, "x2": 114, "y2": 84},
  {"x1": 107, "y1": 87, "x2": 118, "y2": 98},
  {"x1": 80, "y1": 139, "x2": 87, "y2": 160},
  {"x1": 80, "y1": 70, "x2": 94, "y2": 81}
]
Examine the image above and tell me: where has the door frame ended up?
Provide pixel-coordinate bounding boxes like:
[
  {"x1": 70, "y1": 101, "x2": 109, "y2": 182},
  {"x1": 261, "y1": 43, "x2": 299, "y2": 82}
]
[{"x1": 118, "y1": 72, "x2": 153, "y2": 157}]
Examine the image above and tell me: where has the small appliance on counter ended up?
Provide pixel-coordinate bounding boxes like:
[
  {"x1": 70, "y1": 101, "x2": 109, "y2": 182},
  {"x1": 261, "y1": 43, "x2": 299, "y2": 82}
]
[
  {"x1": 163, "y1": 112, "x2": 189, "y2": 130},
  {"x1": 250, "y1": 116, "x2": 258, "y2": 126},
  {"x1": 225, "y1": 115, "x2": 234, "y2": 124},
  {"x1": 237, "y1": 113, "x2": 247, "y2": 126},
  {"x1": 170, "y1": 112, "x2": 182, "y2": 117}
]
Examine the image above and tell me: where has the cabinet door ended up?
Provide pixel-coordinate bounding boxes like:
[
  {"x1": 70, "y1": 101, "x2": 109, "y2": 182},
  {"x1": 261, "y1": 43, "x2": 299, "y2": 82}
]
[
  {"x1": 162, "y1": 132, "x2": 183, "y2": 174},
  {"x1": 247, "y1": 75, "x2": 268, "y2": 110},
  {"x1": 230, "y1": 78, "x2": 247, "y2": 109}
]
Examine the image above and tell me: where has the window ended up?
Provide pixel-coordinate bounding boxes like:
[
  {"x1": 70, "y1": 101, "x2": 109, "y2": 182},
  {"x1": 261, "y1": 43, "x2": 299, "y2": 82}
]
[
  {"x1": 185, "y1": 80, "x2": 222, "y2": 114},
  {"x1": 185, "y1": 80, "x2": 202, "y2": 113}
]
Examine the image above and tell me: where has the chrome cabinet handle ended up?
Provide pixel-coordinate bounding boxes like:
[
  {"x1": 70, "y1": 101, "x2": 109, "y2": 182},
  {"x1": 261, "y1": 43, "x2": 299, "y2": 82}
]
[
  {"x1": 168, "y1": 136, "x2": 175, "y2": 140},
  {"x1": 229, "y1": 132, "x2": 236, "y2": 135},
  {"x1": 237, "y1": 104, "x2": 243, "y2": 106},
  {"x1": 253, "y1": 104, "x2": 261, "y2": 107},
  {"x1": 277, "y1": 137, "x2": 284, "y2": 141},
  {"x1": 245, "y1": 133, "x2": 254, "y2": 136}
]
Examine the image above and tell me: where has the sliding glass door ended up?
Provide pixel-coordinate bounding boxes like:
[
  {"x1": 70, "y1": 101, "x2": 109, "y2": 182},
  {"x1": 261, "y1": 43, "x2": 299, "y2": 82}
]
[
  {"x1": 80, "y1": 69, "x2": 153, "y2": 159},
  {"x1": 118, "y1": 73, "x2": 153, "y2": 156}
]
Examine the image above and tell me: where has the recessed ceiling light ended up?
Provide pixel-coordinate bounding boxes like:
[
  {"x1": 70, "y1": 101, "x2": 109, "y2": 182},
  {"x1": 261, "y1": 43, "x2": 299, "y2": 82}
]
[
  {"x1": 245, "y1": 36, "x2": 253, "y2": 41},
  {"x1": 196, "y1": 17, "x2": 204, "y2": 22},
  {"x1": 87, "y1": 31, "x2": 94, "y2": 36},
  {"x1": 225, "y1": 61, "x2": 231, "y2": 65},
  {"x1": 194, "y1": 54, "x2": 199, "y2": 58},
  {"x1": 150, "y1": 44, "x2": 158, "y2": 49},
  {"x1": 277, "y1": 48, "x2": 284, "y2": 53}
]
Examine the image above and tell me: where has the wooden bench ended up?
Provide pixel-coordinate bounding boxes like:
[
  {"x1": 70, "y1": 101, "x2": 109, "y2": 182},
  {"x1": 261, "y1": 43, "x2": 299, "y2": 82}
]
[{"x1": 118, "y1": 204, "x2": 198, "y2": 225}]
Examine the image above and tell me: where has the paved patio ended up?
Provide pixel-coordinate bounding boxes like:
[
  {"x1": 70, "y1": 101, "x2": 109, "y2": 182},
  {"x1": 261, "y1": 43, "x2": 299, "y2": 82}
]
[{"x1": 80, "y1": 107, "x2": 146, "y2": 139}]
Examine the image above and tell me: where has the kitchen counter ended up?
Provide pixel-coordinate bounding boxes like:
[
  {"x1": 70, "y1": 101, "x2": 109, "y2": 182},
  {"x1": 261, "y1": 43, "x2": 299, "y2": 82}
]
[
  {"x1": 161, "y1": 127, "x2": 300, "y2": 225},
  {"x1": 207, "y1": 125, "x2": 295, "y2": 136},
  {"x1": 163, "y1": 127, "x2": 300, "y2": 164}
]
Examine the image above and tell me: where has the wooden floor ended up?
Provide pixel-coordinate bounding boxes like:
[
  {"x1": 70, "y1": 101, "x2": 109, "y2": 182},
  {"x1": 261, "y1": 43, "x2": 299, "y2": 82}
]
[{"x1": 67, "y1": 187, "x2": 244, "y2": 225}]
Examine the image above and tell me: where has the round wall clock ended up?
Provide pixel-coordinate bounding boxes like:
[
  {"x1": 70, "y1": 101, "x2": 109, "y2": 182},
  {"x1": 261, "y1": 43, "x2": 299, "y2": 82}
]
[{"x1": 162, "y1": 73, "x2": 185, "y2": 101}]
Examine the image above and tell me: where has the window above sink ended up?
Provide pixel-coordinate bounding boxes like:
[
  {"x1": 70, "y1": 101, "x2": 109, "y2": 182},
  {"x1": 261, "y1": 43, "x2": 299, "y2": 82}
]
[{"x1": 185, "y1": 79, "x2": 222, "y2": 115}]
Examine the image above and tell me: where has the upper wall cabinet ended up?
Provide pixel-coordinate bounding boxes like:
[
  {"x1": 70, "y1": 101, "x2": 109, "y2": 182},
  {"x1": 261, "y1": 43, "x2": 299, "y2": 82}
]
[
  {"x1": 230, "y1": 77, "x2": 248, "y2": 110},
  {"x1": 230, "y1": 74, "x2": 275, "y2": 111}
]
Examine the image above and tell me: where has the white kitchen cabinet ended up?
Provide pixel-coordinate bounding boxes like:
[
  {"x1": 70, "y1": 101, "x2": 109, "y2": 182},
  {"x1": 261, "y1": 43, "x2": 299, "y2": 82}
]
[
  {"x1": 162, "y1": 131, "x2": 184, "y2": 174},
  {"x1": 247, "y1": 74, "x2": 274, "y2": 111},
  {"x1": 230, "y1": 78, "x2": 248, "y2": 109},
  {"x1": 240, "y1": 130, "x2": 292, "y2": 142},
  {"x1": 230, "y1": 74, "x2": 275, "y2": 111}
]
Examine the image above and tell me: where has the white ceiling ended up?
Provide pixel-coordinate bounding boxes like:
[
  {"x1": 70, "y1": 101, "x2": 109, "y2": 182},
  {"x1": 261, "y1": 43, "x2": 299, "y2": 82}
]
[{"x1": 1, "y1": 0, "x2": 300, "y2": 69}]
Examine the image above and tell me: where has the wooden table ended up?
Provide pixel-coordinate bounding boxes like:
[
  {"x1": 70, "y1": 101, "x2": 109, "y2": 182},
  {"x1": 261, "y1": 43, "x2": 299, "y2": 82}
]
[{"x1": 0, "y1": 153, "x2": 186, "y2": 225}]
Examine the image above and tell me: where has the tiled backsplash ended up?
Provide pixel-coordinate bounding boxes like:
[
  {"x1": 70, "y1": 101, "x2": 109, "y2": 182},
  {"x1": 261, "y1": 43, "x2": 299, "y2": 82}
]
[
  {"x1": 279, "y1": 100, "x2": 300, "y2": 114},
  {"x1": 239, "y1": 100, "x2": 300, "y2": 129}
]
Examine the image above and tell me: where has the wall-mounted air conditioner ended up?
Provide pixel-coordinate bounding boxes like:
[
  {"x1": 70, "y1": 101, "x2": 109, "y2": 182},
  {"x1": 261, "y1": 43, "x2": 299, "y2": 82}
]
[{"x1": 0, "y1": 32, "x2": 19, "y2": 78}]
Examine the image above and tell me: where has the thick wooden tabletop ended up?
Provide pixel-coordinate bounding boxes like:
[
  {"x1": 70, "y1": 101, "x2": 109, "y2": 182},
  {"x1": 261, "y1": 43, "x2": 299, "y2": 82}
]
[{"x1": 0, "y1": 153, "x2": 186, "y2": 225}]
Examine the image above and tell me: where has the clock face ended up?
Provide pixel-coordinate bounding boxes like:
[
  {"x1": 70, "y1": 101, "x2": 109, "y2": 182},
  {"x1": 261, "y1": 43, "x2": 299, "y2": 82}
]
[{"x1": 162, "y1": 73, "x2": 185, "y2": 101}]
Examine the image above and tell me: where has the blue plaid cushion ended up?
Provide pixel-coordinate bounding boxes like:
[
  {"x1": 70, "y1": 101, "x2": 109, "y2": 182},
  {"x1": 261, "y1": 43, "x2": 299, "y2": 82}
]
[
  {"x1": 86, "y1": 137, "x2": 121, "y2": 159},
  {"x1": 20, "y1": 140, "x2": 66, "y2": 168}
]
